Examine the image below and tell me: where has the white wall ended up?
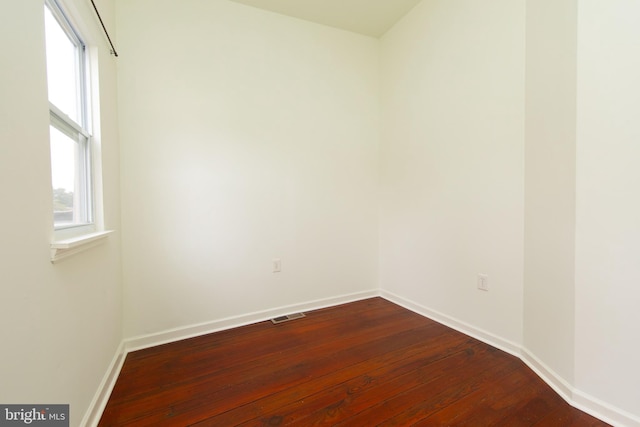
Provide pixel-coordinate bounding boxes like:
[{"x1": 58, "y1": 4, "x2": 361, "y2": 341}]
[
  {"x1": 116, "y1": 0, "x2": 380, "y2": 338},
  {"x1": 523, "y1": 0, "x2": 577, "y2": 386},
  {"x1": 378, "y1": 0, "x2": 525, "y2": 345},
  {"x1": 0, "y1": 0, "x2": 122, "y2": 425},
  {"x1": 3, "y1": 0, "x2": 638, "y2": 424},
  {"x1": 575, "y1": 0, "x2": 640, "y2": 417}
]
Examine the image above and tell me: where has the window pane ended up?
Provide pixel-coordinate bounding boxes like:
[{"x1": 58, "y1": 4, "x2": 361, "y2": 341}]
[
  {"x1": 50, "y1": 125, "x2": 79, "y2": 227},
  {"x1": 44, "y1": 5, "x2": 81, "y2": 124}
]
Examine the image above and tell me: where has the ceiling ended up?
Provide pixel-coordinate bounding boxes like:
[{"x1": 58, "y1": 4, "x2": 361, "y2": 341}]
[{"x1": 228, "y1": 0, "x2": 423, "y2": 38}]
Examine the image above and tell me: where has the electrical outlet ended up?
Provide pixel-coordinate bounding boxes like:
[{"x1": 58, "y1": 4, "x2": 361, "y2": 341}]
[
  {"x1": 477, "y1": 274, "x2": 489, "y2": 291},
  {"x1": 273, "y1": 258, "x2": 282, "y2": 273}
]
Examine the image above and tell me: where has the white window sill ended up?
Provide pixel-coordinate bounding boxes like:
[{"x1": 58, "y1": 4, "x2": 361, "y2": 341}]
[{"x1": 50, "y1": 230, "x2": 114, "y2": 263}]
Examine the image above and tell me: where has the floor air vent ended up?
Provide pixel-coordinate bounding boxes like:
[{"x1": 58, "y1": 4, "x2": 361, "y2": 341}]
[{"x1": 271, "y1": 312, "x2": 306, "y2": 324}]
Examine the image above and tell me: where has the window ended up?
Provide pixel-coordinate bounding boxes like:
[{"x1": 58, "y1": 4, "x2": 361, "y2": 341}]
[{"x1": 44, "y1": 0, "x2": 93, "y2": 232}]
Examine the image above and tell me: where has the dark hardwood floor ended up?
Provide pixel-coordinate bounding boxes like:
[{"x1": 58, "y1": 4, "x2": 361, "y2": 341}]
[{"x1": 99, "y1": 298, "x2": 609, "y2": 426}]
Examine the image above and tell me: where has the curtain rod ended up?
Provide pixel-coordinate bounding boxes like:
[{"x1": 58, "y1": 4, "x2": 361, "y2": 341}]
[{"x1": 89, "y1": 0, "x2": 118, "y2": 57}]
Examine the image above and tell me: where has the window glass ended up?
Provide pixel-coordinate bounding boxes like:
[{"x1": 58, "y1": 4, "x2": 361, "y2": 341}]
[
  {"x1": 50, "y1": 125, "x2": 79, "y2": 226},
  {"x1": 44, "y1": 5, "x2": 81, "y2": 124}
]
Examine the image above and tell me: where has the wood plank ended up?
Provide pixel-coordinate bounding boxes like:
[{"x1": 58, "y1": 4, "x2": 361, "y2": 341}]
[
  {"x1": 414, "y1": 361, "x2": 562, "y2": 426},
  {"x1": 336, "y1": 345, "x2": 522, "y2": 426},
  {"x1": 98, "y1": 297, "x2": 610, "y2": 427},
  {"x1": 191, "y1": 327, "x2": 467, "y2": 426},
  {"x1": 235, "y1": 338, "x2": 491, "y2": 426}
]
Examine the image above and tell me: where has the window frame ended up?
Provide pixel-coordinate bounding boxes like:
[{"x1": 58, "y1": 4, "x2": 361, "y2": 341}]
[{"x1": 44, "y1": 0, "x2": 95, "y2": 235}]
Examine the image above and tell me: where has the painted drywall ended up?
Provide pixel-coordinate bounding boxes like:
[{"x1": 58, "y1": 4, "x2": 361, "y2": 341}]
[
  {"x1": 575, "y1": 0, "x2": 640, "y2": 416},
  {"x1": 378, "y1": 0, "x2": 525, "y2": 345},
  {"x1": 116, "y1": 0, "x2": 380, "y2": 338},
  {"x1": 523, "y1": 0, "x2": 577, "y2": 385},
  {"x1": 0, "y1": 0, "x2": 122, "y2": 425}
]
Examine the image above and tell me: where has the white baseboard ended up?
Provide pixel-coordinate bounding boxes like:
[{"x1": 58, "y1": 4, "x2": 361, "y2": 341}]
[
  {"x1": 519, "y1": 347, "x2": 574, "y2": 403},
  {"x1": 572, "y1": 388, "x2": 640, "y2": 427},
  {"x1": 380, "y1": 290, "x2": 640, "y2": 427},
  {"x1": 124, "y1": 290, "x2": 379, "y2": 353},
  {"x1": 520, "y1": 349, "x2": 640, "y2": 427},
  {"x1": 380, "y1": 290, "x2": 522, "y2": 357},
  {"x1": 80, "y1": 341, "x2": 126, "y2": 427}
]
